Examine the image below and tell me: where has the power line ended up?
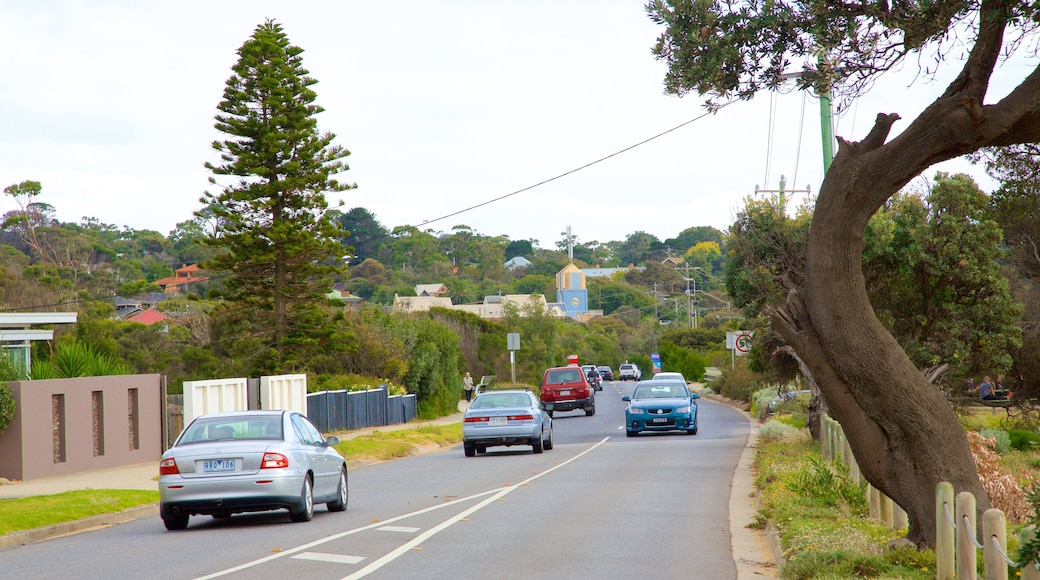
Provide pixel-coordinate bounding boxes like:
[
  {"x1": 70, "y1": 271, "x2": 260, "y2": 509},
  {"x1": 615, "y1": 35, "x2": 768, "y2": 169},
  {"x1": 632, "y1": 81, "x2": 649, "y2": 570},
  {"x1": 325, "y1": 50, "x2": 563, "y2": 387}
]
[{"x1": 394, "y1": 101, "x2": 737, "y2": 234}]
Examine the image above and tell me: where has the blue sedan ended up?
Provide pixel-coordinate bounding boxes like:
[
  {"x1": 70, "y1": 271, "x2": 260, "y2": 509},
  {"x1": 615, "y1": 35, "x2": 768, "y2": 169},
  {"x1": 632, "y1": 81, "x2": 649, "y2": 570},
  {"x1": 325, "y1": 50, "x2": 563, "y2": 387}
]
[
  {"x1": 623, "y1": 380, "x2": 700, "y2": 436},
  {"x1": 463, "y1": 389, "x2": 553, "y2": 456}
]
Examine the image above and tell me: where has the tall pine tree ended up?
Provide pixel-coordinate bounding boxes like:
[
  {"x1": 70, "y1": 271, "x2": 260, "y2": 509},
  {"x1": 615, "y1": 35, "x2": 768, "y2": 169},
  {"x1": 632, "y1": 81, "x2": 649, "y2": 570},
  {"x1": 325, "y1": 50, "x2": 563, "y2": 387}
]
[{"x1": 201, "y1": 20, "x2": 354, "y2": 373}]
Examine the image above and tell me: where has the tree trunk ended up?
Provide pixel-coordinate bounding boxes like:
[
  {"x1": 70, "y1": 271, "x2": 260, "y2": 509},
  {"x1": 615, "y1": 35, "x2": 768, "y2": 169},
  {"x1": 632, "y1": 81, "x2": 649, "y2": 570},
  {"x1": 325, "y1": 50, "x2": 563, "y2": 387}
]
[{"x1": 771, "y1": 111, "x2": 993, "y2": 548}]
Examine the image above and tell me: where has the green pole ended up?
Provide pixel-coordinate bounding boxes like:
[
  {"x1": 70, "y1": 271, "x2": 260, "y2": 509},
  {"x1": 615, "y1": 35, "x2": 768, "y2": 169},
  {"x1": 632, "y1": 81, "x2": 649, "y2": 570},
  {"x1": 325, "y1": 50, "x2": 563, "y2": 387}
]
[{"x1": 819, "y1": 90, "x2": 834, "y2": 174}]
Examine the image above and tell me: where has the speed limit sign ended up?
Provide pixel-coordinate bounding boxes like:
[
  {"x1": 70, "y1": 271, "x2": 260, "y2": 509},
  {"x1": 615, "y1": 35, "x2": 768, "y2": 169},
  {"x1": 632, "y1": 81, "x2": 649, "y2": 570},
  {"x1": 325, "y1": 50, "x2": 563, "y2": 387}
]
[{"x1": 735, "y1": 333, "x2": 752, "y2": 354}]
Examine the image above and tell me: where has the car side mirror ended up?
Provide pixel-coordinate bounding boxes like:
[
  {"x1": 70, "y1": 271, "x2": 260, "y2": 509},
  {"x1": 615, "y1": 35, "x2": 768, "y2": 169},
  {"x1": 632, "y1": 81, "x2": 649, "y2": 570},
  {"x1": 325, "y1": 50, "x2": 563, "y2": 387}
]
[
  {"x1": 325, "y1": 435, "x2": 340, "y2": 447},
  {"x1": 621, "y1": 395, "x2": 630, "y2": 402},
  {"x1": 691, "y1": 392, "x2": 700, "y2": 399}
]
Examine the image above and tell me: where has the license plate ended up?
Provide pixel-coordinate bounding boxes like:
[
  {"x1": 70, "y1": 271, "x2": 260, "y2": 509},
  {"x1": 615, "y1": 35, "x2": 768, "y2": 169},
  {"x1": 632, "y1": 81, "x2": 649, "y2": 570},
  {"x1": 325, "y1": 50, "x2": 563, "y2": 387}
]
[
  {"x1": 560, "y1": 389, "x2": 571, "y2": 396},
  {"x1": 202, "y1": 459, "x2": 236, "y2": 472},
  {"x1": 489, "y1": 417, "x2": 507, "y2": 426},
  {"x1": 652, "y1": 418, "x2": 668, "y2": 423}
]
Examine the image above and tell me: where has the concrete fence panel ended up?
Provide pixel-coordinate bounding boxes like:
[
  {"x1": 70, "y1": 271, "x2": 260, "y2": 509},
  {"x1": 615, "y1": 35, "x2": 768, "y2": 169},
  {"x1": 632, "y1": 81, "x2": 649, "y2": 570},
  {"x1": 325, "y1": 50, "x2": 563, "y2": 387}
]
[
  {"x1": 182, "y1": 378, "x2": 248, "y2": 425},
  {"x1": 260, "y1": 374, "x2": 307, "y2": 413}
]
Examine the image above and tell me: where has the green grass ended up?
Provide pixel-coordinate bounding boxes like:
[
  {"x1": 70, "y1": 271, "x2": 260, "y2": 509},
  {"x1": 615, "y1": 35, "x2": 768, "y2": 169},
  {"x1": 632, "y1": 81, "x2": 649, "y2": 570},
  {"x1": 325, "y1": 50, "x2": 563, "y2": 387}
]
[
  {"x1": 334, "y1": 423, "x2": 463, "y2": 460},
  {"x1": 0, "y1": 422, "x2": 463, "y2": 537},
  {"x1": 755, "y1": 432, "x2": 937, "y2": 579},
  {"x1": 0, "y1": 489, "x2": 160, "y2": 534}
]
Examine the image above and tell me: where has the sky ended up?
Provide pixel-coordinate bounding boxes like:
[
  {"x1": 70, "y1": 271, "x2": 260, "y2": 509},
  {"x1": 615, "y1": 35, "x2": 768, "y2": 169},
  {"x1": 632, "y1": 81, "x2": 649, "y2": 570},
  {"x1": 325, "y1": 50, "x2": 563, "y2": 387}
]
[{"x1": 1, "y1": 1, "x2": 1032, "y2": 251}]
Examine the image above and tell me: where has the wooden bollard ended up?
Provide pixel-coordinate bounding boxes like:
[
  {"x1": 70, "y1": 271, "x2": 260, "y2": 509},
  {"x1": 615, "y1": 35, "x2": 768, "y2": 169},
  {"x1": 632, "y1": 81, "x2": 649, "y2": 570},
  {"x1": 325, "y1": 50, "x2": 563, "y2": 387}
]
[
  {"x1": 957, "y1": 491, "x2": 977, "y2": 580},
  {"x1": 936, "y1": 482, "x2": 955, "y2": 580}
]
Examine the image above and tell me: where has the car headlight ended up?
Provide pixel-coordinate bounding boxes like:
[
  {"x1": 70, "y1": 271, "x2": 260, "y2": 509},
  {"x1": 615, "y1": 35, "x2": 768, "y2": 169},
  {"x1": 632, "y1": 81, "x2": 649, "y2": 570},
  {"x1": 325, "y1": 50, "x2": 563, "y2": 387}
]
[
  {"x1": 628, "y1": 407, "x2": 645, "y2": 415},
  {"x1": 676, "y1": 405, "x2": 691, "y2": 413}
]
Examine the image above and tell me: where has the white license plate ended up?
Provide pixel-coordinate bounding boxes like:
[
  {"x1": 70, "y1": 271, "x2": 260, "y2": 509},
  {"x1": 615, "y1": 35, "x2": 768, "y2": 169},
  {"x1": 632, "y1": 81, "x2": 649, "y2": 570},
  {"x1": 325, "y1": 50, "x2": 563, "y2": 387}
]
[
  {"x1": 202, "y1": 459, "x2": 236, "y2": 472},
  {"x1": 652, "y1": 418, "x2": 668, "y2": 423},
  {"x1": 560, "y1": 389, "x2": 571, "y2": 396},
  {"x1": 489, "y1": 417, "x2": 507, "y2": 426}
]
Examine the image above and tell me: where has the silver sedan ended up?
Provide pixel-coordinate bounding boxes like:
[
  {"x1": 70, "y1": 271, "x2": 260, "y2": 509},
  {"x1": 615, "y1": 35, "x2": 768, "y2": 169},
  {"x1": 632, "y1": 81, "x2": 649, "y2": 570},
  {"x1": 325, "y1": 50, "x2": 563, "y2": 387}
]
[
  {"x1": 462, "y1": 389, "x2": 553, "y2": 456},
  {"x1": 158, "y1": 410, "x2": 347, "y2": 530}
]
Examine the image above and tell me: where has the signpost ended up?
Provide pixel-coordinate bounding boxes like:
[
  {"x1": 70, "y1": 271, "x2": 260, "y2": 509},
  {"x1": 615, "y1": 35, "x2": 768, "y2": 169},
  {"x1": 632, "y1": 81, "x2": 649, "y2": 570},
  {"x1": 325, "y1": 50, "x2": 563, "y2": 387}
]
[
  {"x1": 726, "y1": 331, "x2": 754, "y2": 368},
  {"x1": 507, "y1": 333, "x2": 520, "y2": 384}
]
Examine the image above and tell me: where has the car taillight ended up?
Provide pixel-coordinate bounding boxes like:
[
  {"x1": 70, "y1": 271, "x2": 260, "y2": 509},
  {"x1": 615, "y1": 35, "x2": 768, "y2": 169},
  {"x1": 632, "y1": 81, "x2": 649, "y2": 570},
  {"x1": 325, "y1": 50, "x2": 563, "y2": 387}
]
[
  {"x1": 261, "y1": 452, "x2": 289, "y2": 469},
  {"x1": 464, "y1": 417, "x2": 489, "y2": 423},
  {"x1": 507, "y1": 414, "x2": 534, "y2": 421},
  {"x1": 159, "y1": 458, "x2": 179, "y2": 475}
]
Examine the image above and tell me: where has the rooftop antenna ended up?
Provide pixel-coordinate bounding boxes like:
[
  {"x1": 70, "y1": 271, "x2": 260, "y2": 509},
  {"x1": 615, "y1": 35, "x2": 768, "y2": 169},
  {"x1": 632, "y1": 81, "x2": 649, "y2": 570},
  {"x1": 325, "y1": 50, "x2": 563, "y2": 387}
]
[{"x1": 567, "y1": 225, "x2": 573, "y2": 262}]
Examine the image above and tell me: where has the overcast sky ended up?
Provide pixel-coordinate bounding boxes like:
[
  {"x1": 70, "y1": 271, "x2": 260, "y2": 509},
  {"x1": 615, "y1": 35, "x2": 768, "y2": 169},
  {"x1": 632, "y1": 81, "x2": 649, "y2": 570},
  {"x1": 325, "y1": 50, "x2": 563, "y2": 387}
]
[{"x1": 1, "y1": 2, "x2": 1029, "y2": 251}]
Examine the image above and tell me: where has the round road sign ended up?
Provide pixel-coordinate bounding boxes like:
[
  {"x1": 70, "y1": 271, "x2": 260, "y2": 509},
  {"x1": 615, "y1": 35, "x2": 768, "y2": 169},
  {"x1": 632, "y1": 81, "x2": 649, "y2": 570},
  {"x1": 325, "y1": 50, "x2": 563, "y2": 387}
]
[{"x1": 735, "y1": 333, "x2": 752, "y2": 353}]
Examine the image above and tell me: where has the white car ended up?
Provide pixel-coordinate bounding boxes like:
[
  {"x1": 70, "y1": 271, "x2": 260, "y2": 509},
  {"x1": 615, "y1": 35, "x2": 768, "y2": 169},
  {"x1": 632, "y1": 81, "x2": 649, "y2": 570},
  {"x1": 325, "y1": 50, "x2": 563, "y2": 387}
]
[
  {"x1": 618, "y1": 363, "x2": 642, "y2": 381},
  {"x1": 652, "y1": 371, "x2": 687, "y2": 384}
]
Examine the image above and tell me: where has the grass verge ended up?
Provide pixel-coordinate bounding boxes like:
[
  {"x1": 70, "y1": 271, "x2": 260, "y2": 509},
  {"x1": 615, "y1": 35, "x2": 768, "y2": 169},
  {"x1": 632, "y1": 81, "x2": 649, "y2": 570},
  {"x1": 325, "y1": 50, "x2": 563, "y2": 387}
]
[
  {"x1": 0, "y1": 489, "x2": 160, "y2": 534},
  {"x1": 755, "y1": 426, "x2": 936, "y2": 579},
  {"x1": 334, "y1": 423, "x2": 463, "y2": 460}
]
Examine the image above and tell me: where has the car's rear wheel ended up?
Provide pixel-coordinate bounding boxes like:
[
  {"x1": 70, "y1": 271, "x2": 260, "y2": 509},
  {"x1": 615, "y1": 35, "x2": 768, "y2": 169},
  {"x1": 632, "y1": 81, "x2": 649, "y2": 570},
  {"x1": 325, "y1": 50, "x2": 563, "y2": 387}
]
[
  {"x1": 585, "y1": 404, "x2": 595, "y2": 416},
  {"x1": 327, "y1": 466, "x2": 348, "y2": 512},
  {"x1": 464, "y1": 442, "x2": 476, "y2": 457},
  {"x1": 543, "y1": 426, "x2": 554, "y2": 450},
  {"x1": 546, "y1": 410, "x2": 553, "y2": 418},
  {"x1": 289, "y1": 476, "x2": 314, "y2": 522},
  {"x1": 163, "y1": 513, "x2": 189, "y2": 530},
  {"x1": 532, "y1": 434, "x2": 544, "y2": 454}
]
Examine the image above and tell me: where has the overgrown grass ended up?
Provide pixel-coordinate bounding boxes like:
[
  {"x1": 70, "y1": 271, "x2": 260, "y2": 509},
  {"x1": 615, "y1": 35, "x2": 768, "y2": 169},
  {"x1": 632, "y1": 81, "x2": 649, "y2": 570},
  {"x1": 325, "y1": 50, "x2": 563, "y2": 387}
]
[
  {"x1": 334, "y1": 423, "x2": 463, "y2": 460},
  {"x1": 755, "y1": 431, "x2": 936, "y2": 579},
  {"x1": 0, "y1": 489, "x2": 159, "y2": 534}
]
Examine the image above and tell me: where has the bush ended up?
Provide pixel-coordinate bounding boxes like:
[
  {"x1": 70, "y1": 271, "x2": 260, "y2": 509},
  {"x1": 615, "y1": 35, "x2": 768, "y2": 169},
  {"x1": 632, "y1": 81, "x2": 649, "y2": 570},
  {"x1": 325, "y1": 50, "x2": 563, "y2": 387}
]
[
  {"x1": 715, "y1": 361, "x2": 767, "y2": 402},
  {"x1": 758, "y1": 419, "x2": 801, "y2": 442},
  {"x1": 1008, "y1": 429, "x2": 1040, "y2": 452},
  {"x1": 0, "y1": 383, "x2": 14, "y2": 436},
  {"x1": 980, "y1": 429, "x2": 1011, "y2": 454}
]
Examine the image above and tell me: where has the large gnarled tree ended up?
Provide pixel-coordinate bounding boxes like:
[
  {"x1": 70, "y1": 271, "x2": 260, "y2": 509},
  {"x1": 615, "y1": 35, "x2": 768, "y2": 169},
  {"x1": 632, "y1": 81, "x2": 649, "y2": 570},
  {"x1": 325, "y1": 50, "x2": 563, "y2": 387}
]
[{"x1": 648, "y1": 0, "x2": 1040, "y2": 547}]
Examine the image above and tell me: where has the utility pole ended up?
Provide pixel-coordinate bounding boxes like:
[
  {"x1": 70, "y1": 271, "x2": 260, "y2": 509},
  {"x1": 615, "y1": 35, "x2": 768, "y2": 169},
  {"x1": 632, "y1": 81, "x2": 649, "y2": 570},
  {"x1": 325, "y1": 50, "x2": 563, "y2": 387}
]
[{"x1": 755, "y1": 175, "x2": 811, "y2": 213}]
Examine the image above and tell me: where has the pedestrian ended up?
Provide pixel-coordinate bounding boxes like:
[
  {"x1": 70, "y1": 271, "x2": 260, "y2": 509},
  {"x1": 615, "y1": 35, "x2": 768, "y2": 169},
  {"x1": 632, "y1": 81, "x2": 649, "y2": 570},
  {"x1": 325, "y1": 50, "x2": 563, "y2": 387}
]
[
  {"x1": 462, "y1": 372, "x2": 475, "y2": 402},
  {"x1": 965, "y1": 377, "x2": 975, "y2": 396},
  {"x1": 995, "y1": 374, "x2": 1006, "y2": 395}
]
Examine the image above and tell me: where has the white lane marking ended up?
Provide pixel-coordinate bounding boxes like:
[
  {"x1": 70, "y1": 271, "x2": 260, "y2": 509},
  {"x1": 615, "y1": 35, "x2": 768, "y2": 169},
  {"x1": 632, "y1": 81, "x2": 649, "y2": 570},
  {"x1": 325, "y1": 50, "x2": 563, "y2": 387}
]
[
  {"x1": 292, "y1": 552, "x2": 365, "y2": 565},
  {"x1": 342, "y1": 437, "x2": 610, "y2": 580},
  {"x1": 377, "y1": 526, "x2": 419, "y2": 533},
  {"x1": 195, "y1": 440, "x2": 607, "y2": 580},
  {"x1": 194, "y1": 488, "x2": 503, "y2": 579},
  {"x1": 617, "y1": 425, "x2": 623, "y2": 430}
]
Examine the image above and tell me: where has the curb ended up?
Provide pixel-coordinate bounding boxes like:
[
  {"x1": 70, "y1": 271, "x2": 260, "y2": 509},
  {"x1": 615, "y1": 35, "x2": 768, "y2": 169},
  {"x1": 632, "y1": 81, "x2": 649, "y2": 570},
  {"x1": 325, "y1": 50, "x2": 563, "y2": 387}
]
[{"x1": 0, "y1": 503, "x2": 159, "y2": 550}]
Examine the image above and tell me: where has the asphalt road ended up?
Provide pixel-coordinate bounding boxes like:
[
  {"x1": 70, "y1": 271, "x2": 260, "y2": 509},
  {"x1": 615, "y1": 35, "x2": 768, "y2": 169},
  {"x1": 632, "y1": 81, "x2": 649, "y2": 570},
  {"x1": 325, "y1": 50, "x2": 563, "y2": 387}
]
[{"x1": 0, "y1": 381, "x2": 750, "y2": 579}]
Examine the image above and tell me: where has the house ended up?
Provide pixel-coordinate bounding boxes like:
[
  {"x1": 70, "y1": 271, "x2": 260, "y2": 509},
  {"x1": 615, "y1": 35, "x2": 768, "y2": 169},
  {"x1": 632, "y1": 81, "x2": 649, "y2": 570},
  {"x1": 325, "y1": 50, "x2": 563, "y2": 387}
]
[
  {"x1": 454, "y1": 294, "x2": 566, "y2": 319},
  {"x1": 504, "y1": 256, "x2": 532, "y2": 270},
  {"x1": 155, "y1": 264, "x2": 209, "y2": 295},
  {"x1": 326, "y1": 283, "x2": 364, "y2": 308},
  {"x1": 415, "y1": 283, "x2": 449, "y2": 297},
  {"x1": 125, "y1": 309, "x2": 170, "y2": 325},
  {"x1": 392, "y1": 294, "x2": 453, "y2": 314}
]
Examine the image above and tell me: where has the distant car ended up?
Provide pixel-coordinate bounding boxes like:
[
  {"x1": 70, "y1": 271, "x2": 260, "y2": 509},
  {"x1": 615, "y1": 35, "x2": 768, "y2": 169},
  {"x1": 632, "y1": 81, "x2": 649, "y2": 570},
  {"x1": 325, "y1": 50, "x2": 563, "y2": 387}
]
[
  {"x1": 623, "y1": 379, "x2": 699, "y2": 436},
  {"x1": 597, "y1": 366, "x2": 614, "y2": 381},
  {"x1": 540, "y1": 366, "x2": 595, "y2": 417},
  {"x1": 651, "y1": 371, "x2": 687, "y2": 384},
  {"x1": 768, "y1": 390, "x2": 812, "y2": 413},
  {"x1": 618, "y1": 363, "x2": 642, "y2": 381},
  {"x1": 158, "y1": 410, "x2": 347, "y2": 530},
  {"x1": 463, "y1": 389, "x2": 553, "y2": 456}
]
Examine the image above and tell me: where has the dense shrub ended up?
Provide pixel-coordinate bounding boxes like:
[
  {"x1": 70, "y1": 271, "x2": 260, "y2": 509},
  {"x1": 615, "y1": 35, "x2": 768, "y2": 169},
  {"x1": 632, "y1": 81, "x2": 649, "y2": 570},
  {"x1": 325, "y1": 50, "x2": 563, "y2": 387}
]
[
  {"x1": 758, "y1": 419, "x2": 801, "y2": 442},
  {"x1": 980, "y1": 429, "x2": 1012, "y2": 454},
  {"x1": 1008, "y1": 429, "x2": 1040, "y2": 452},
  {"x1": 714, "y1": 360, "x2": 767, "y2": 401}
]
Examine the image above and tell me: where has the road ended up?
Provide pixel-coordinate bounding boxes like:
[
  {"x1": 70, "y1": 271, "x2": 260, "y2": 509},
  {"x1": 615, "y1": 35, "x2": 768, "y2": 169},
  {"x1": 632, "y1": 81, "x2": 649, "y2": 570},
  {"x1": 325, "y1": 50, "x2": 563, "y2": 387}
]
[{"x1": 0, "y1": 381, "x2": 751, "y2": 579}]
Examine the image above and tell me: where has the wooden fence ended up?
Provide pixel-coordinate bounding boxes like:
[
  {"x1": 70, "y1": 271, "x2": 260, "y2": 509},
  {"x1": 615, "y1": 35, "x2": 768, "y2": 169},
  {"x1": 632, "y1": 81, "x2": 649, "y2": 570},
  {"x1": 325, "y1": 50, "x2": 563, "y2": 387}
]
[{"x1": 820, "y1": 415, "x2": 1038, "y2": 579}]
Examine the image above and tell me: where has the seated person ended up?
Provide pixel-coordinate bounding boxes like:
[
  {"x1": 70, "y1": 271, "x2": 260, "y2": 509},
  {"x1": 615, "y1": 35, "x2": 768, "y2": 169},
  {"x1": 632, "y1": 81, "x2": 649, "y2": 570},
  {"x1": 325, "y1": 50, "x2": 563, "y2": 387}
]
[{"x1": 978, "y1": 376, "x2": 1005, "y2": 401}]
